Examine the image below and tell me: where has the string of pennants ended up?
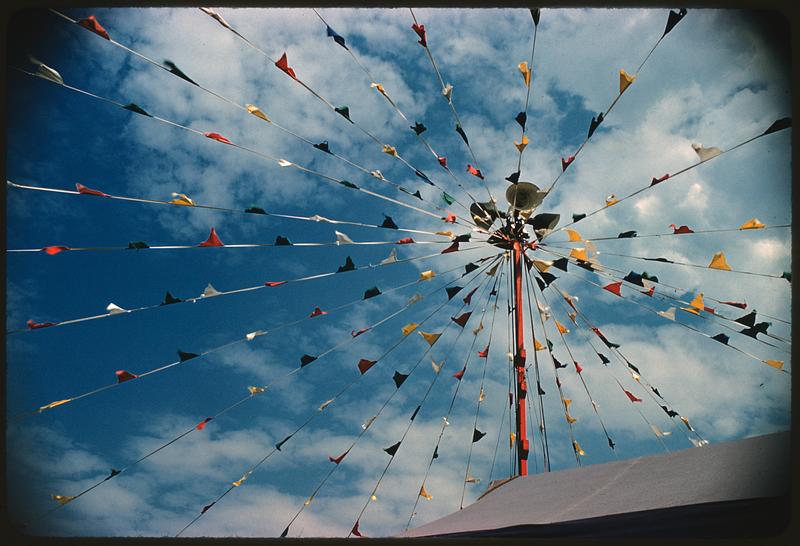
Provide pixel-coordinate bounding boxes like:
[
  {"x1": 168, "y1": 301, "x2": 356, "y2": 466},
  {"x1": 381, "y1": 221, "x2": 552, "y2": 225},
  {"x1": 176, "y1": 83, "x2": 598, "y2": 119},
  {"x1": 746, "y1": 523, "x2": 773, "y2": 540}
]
[
  {"x1": 51, "y1": 8, "x2": 479, "y2": 222},
  {"x1": 11, "y1": 244, "x2": 489, "y2": 336},
  {"x1": 546, "y1": 221, "x2": 790, "y2": 243},
  {"x1": 544, "y1": 118, "x2": 791, "y2": 237},
  {"x1": 37, "y1": 253, "x2": 502, "y2": 520},
  {"x1": 513, "y1": 9, "x2": 687, "y2": 202},
  {"x1": 311, "y1": 9, "x2": 487, "y2": 214},
  {"x1": 175, "y1": 254, "x2": 505, "y2": 536},
  {"x1": 532, "y1": 246, "x2": 788, "y2": 371},
  {"x1": 17, "y1": 50, "x2": 479, "y2": 229},
  {"x1": 408, "y1": 8, "x2": 494, "y2": 201},
  {"x1": 6, "y1": 180, "x2": 471, "y2": 240}
]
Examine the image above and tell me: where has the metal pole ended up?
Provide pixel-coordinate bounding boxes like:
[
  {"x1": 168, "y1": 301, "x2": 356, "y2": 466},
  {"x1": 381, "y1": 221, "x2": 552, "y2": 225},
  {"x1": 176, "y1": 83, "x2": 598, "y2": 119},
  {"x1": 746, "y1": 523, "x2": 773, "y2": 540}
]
[{"x1": 512, "y1": 240, "x2": 529, "y2": 476}]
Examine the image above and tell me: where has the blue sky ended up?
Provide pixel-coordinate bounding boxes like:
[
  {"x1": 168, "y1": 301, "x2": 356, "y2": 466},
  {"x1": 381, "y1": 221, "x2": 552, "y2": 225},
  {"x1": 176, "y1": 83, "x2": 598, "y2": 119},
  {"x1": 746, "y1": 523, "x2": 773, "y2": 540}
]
[{"x1": 5, "y1": 7, "x2": 791, "y2": 537}]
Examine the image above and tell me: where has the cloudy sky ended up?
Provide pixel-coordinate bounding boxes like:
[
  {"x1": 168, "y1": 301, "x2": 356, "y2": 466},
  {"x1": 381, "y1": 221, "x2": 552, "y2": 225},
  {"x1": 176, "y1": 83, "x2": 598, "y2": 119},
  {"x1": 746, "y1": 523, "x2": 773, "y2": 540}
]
[{"x1": 5, "y1": 6, "x2": 791, "y2": 538}]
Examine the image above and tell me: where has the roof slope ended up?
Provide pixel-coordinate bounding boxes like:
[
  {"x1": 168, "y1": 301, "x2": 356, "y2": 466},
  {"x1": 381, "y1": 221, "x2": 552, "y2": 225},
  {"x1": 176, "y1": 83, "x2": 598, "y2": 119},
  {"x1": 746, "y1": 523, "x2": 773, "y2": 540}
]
[{"x1": 404, "y1": 431, "x2": 790, "y2": 538}]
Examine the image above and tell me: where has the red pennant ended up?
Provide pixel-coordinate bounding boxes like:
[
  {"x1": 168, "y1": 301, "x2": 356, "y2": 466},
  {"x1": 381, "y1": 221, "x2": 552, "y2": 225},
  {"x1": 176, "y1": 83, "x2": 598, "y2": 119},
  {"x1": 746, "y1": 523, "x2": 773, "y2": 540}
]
[
  {"x1": 437, "y1": 156, "x2": 447, "y2": 168},
  {"x1": 42, "y1": 246, "x2": 70, "y2": 255},
  {"x1": 451, "y1": 311, "x2": 472, "y2": 327},
  {"x1": 27, "y1": 319, "x2": 55, "y2": 329},
  {"x1": 478, "y1": 345, "x2": 490, "y2": 358},
  {"x1": 463, "y1": 286, "x2": 478, "y2": 305},
  {"x1": 204, "y1": 132, "x2": 233, "y2": 145},
  {"x1": 561, "y1": 155, "x2": 575, "y2": 171},
  {"x1": 265, "y1": 281, "x2": 287, "y2": 287},
  {"x1": 198, "y1": 227, "x2": 224, "y2": 247},
  {"x1": 195, "y1": 417, "x2": 214, "y2": 430},
  {"x1": 669, "y1": 224, "x2": 694, "y2": 234},
  {"x1": 351, "y1": 521, "x2": 363, "y2": 538},
  {"x1": 351, "y1": 327, "x2": 370, "y2": 338},
  {"x1": 411, "y1": 23, "x2": 427, "y2": 47},
  {"x1": 603, "y1": 281, "x2": 623, "y2": 296},
  {"x1": 396, "y1": 237, "x2": 415, "y2": 244},
  {"x1": 650, "y1": 173, "x2": 670, "y2": 186},
  {"x1": 76, "y1": 183, "x2": 109, "y2": 197},
  {"x1": 574, "y1": 361, "x2": 583, "y2": 374},
  {"x1": 78, "y1": 15, "x2": 110, "y2": 40},
  {"x1": 329, "y1": 452, "x2": 347, "y2": 464},
  {"x1": 721, "y1": 300, "x2": 747, "y2": 309},
  {"x1": 443, "y1": 212, "x2": 457, "y2": 223},
  {"x1": 309, "y1": 307, "x2": 327, "y2": 317},
  {"x1": 624, "y1": 389, "x2": 642, "y2": 403},
  {"x1": 641, "y1": 286, "x2": 655, "y2": 297},
  {"x1": 442, "y1": 241, "x2": 459, "y2": 254},
  {"x1": 466, "y1": 164, "x2": 484, "y2": 179},
  {"x1": 358, "y1": 358, "x2": 377, "y2": 374},
  {"x1": 275, "y1": 52, "x2": 298, "y2": 80},
  {"x1": 703, "y1": 306, "x2": 716, "y2": 315},
  {"x1": 453, "y1": 366, "x2": 466, "y2": 380},
  {"x1": 115, "y1": 370, "x2": 138, "y2": 383}
]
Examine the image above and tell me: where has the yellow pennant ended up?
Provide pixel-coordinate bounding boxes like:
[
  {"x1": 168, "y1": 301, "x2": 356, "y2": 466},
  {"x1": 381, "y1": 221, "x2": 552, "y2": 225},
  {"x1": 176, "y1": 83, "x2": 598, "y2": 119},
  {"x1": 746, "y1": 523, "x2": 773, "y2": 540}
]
[
  {"x1": 232, "y1": 471, "x2": 252, "y2": 487},
  {"x1": 570, "y1": 248, "x2": 589, "y2": 261},
  {"x1": 605, "y1": 194, "x2": 619, "y2": 207},
  {"x1": 419, "y1": 485, "x2": 433, "y2": 500},
  {"x1": 466, "y1": 475, "x2": 481, "y2": 484},
  {"x1": 556, "y1": 321, "x2": 569, "y2": 334},
  {"x1": 568, "y1": 311, "x2": 577, "y2": 324},
  {"x1": 472, "y1": 322, "x2": 484, "y2": 336},
  {"x1": 573, "y1": 440, "x2": 586, "y2": 456},
  {"x1": 170, "y1": 192, "x2": 195, "y2": 206},
  {"x1": 247, "y1": 386, "x2": 265, "y2": 395},
  {"x1": 566, "y1": 412, "x2": 577, "y2": 424},
  {"x1": 370, "y1": 82, "x2": 386, "y2": 96},
  {"x1": 764, "y1": 359, "x2": 784, "y2": 369},
  {"x1": 534, "y1": 339, "x2": 545, "y2": 351},
  {"x1": 619, "y1": 68, "x2": 636, "y2": 94},
  {"x1": 382, "y1": 144, "x2": 398, "y2": 157},
  {"x1": 708, "y1": 252, "x2": 732, "y2": 271},
  {"x1": 419, "y1": 270, "x2": 436, "y2": 281},
  {"x1": 563, "y1": 398, "x2": 572, "y2": 410},
  {"x1": 419, "y1": 331, "x2": 442, "y2": 346},
  {"x1": 479, "y1": 387, "x2": 486, "y2": 402},
  {"x1": 52, "y1": 494, "x2": 76, "y2": 505},
  {"x1": 739, "y1": 218, "x2": 765, "y2": 230},
  {"x1": 514, "y1": 135, "x2": 529, "y2": 152},
  {"x1": 518, "y1": 61, "x2": 531, "y2": 87},
  {"x1": 402, "y1": 322, "x2": 419, "y2": 336},
  {"x1": 486, "y1": 262, "x2": 500, "y2": 276},
  {"x1": 509, "y1": 432, "x2": 516, "y2": 448},
  {"x1": 566, "y1": 229, "x2": 582, "y2": 242},
  {"x1": 38, "y1": 399, "x2": 73, "y2": 413},
  {"x1": 436, "y1": 231, "x2": 454, "y2": 238},
  {"x1": 680, "y1": 416, "x2": 694, "y2": 431},
  {"x1": 245, "y1": 103, "x2": 270, "y2": 122},
  {"x1": 689, "y1": 293, "x2": 704, "y2": 310}
]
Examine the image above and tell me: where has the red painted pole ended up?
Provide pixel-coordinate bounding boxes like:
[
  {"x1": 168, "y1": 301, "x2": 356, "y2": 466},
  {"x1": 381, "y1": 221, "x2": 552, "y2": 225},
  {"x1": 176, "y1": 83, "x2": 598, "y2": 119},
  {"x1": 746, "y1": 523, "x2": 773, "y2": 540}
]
[{"x1": 512, "y1": 240, "x2": 529, "y2": 476}]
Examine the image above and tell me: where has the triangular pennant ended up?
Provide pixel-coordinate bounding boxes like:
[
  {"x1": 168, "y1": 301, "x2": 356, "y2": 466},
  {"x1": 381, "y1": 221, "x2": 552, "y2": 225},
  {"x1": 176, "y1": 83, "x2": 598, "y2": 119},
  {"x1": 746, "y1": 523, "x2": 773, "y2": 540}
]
[
  {"x1": 411, "y1": 121, "x2": 427, "y2": 135},
  {"x1": 337, "y1": 256, "x2": 356, "y2": 272},
  {"x1": 325, "y1": 24, "x2": 347, "y2": 48},
  {"x1": 52, "y1": 494, "x2": 76, "y2": 506},
  {"x1": 351, "y1": 327, "x2": 370, "y2": 338},
  {"x1": 619, "y1": 68, "x2": 636, "y2": 94},
  {"x1": 466, "y1": 164, "x2": 484, "y2": 179},
  {"x1": 198, "y1": 227, "x2": 224, "y2": 247},
  {"x1": 78, "y1": 15, "x2": 111, "y2": 39},
  {"x1": 735, "y1": 310, "x2": 757, "y2": 327},
  {"x1": 106, "y1": 302, "x2": 128, "y2": 314},
  {"x1": 351, "y1": 521, "x2": 364, "y2": 538},
  {"x1": 763, "y1": 117, "x2": 791, "y2": 136},
  {"x1": 203, "y1": 132, "x2": 233, "y2": 145},
  {"x1": 588, "y1": 113, "x2": 604, "y2": 138},
  {"x1": 515, "y1": 111, "x2": 527, "y2": 130},
  {"x1": 244, "y1": 206, "x2": 266, "y2": 215},
  {"x1": 335, "y1": 105, "x2": 352, "y2": 122},
  {"x1": 169, "y1": 192, "x2": 195, "y2": 206},
  {"x1": 274, "y1": 52, "x2": 297, "y2": 80},
  {"x1": 442, "y1": 83, "x2": 453, "y2": 102},
  {"x1": 300, "y1": 354, "x2": 317, "y2": 367},
  {"x1": 363, "y1": 286, "x2": 381, "y2": 299},
  {"x1": 312, "y1": 140, "x2": 332, "y2": 154},
  {"x1": 115, "y1": 370, "x2": 138, "y2": 383},
  {"x1": 463, "y1": 286, "x2": 478, "y2": 304},
  {"x1": 393, "y1": 371, "x2": 409, "y2": 388},
  {"x1": 442, "y1": 241, "x2": 459, "y2": 254},
  {"x1": 478, "y1": 344, "x2": 490, "y2": 358},
  {"x1": 247, "y1": 385, "x2": 265, "y2": 395},
  {"x1": 309, "y1": 306, "x2": 327, "y2": 318},
  {"x1": 708, "y1": 252, "x2": 732, "y2": 271},
  {"x1": 472, "y1": 428, "x2": 486, "y2": 443},
  {"x1": 75, "y1": 182, "x2": 109, "y2": 197},
  {"x1": 603, "y1": 281, "x2": 623, "y2": 297},
  {"x1": 739, "y1": 218, "x2": 765, "y2": 230},
  {"x1": 623, "y1": 389, "x2": 642, "y2": 403},
  {"x1": 419, "y1": 485, "x2": 433, "y2": 500},
  {"x1": 384, "y1": 441, "x2": 401, "y2": 456},
  {"x1": 518, "y1": 61, "x2": 531, "y2": 87},
  {"x1": 764, "y1": 359, "x2": 784, "y2": 369},
  {"x1": 451, "y1": 311, "x2": 472, "y2": 328},
  {"x1": 178, "y1": 349, "x2": 199, "y2": 362},
  {"x1": 42, "y1": 245, "x2": 70, "y2": 255},
  {"x1": 357, "y1": 359, "x2": 376, "y2": 374},
  {"x1": 455, "y1": 123, "x2": 469, "y2": 145},
  {"x1": 561, "y1": 155, "x2": 575, "y2": 172},
  {"x1": 692, "y1": 143, "x2": 723, "y2": 161},
  {"x1": 411, "y1": 22, "x2": 427, "y2": 47},
  {"x1": 711, "y1": 333, "x2": 730, "y2": 345},
  {"x1": 431, "y1": 358, "x2": 443, "y2": 375},
  {"x1": 419, "y1": 331, "x2": 442, "y2": 346},
  {"x1": 651, "y1": 173, "x2": 670, "y2": 186},
  {"x1": 663, "y1": 8, "x2": 688, "y2": 36},
  {"x1": 163, "y1": 60, "x2": 198, "y2": 86},
  {"x1": 380, "y1": 215, "x2": 399, "y2": 229},
  {"x1": 195, "y1": 417, "x2": 214, "y2": 430},
  {"x1": 445, "y1": 286, "x2": 463, "y2": 300},
  {"x1": 453, "y1": 366, "x2": 466, "y2": 380},
  {"x1": 161, "y1": 291, "x2": 182, "y2": 305},
  {"x1": 245, "y1": 104, "x2": 270, "y2": 122},
  {"x1": 658, "y1": 307, "x2": 676, "y2": 321}
]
